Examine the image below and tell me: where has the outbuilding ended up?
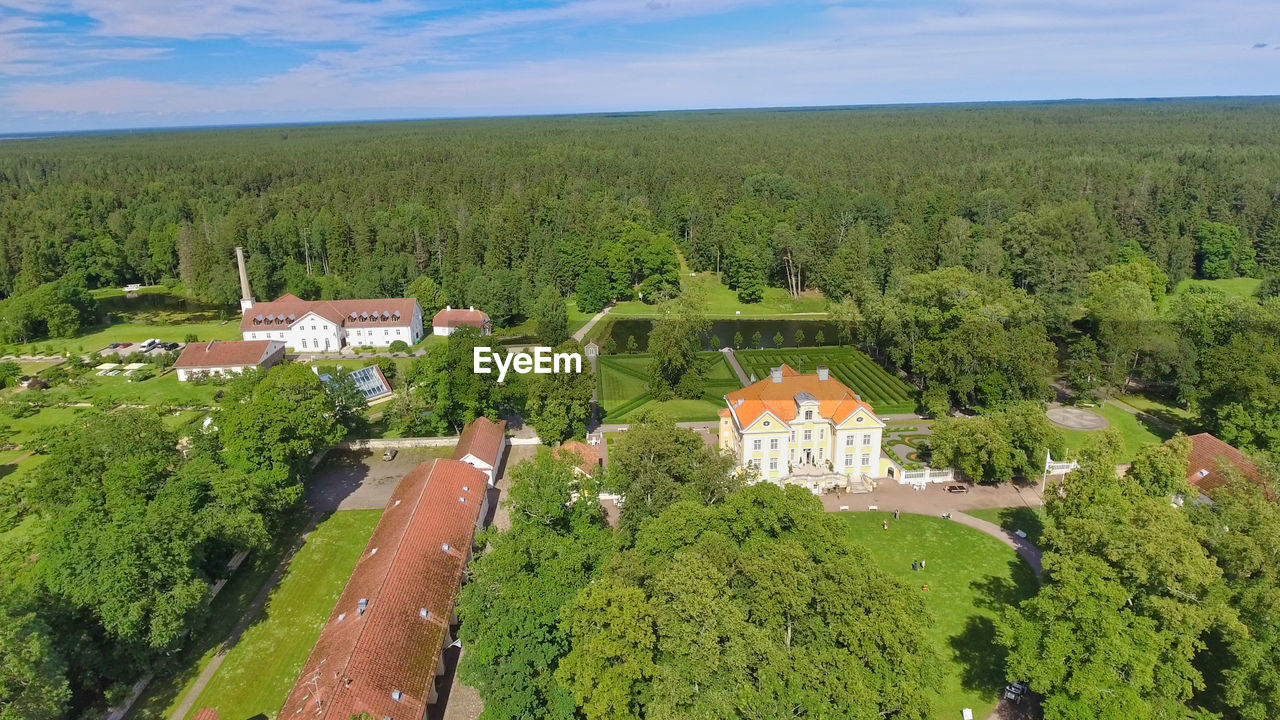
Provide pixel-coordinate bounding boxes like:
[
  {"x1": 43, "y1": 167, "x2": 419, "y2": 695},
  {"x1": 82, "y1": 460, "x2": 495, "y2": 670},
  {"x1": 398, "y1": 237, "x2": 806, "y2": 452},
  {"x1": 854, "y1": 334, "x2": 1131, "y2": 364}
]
[{"x1": 173, "y1": 340, "x2": 286, "y2": 381}]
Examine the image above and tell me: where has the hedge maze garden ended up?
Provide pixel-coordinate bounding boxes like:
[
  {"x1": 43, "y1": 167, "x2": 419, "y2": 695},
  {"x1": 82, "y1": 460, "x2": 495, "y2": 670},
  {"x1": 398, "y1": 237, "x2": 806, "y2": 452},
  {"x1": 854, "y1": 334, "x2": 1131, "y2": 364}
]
[
  {"x1": 733, "y1": 347, "x2": 918, "y2": 414},
  {"x1": 597, "y1": 352, "x2": 741, "y2": 422}
]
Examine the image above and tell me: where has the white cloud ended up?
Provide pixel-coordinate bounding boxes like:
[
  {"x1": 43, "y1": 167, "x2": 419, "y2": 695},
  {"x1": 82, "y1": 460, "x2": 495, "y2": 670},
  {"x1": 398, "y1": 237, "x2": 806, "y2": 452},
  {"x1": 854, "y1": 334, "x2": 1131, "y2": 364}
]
[{"x1": 1, "y1": 0, "x2": 1278, "y2": 131}]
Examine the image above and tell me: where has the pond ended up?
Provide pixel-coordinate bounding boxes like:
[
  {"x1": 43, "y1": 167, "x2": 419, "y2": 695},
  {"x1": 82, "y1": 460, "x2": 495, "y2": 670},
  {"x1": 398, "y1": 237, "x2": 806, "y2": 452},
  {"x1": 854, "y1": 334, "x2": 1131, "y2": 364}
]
[
  {"x1": 600, "y1": 318, "x2": 839, "y2": 351},
  {"x1": 96, "y1": 290, "x2": 232, "y2": 322}
]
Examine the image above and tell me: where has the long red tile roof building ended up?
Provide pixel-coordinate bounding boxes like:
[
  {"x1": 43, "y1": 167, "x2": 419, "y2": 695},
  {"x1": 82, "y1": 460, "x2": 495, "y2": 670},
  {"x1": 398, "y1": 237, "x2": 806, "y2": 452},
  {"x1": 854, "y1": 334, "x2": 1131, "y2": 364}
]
[{"x1": 278, "y1": 458, "x2": 488, "y2": 720}]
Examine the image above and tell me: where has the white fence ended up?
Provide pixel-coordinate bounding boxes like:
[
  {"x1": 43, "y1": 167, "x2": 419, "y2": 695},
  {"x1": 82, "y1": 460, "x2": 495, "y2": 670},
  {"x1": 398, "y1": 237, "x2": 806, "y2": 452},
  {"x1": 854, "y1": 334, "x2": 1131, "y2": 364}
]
[
  {"x1": 337, "y1": 435, "x2": 460, "y2": 450},
  {"x1": 899, "y1": 467, "x2": 955, "y2": 485}
]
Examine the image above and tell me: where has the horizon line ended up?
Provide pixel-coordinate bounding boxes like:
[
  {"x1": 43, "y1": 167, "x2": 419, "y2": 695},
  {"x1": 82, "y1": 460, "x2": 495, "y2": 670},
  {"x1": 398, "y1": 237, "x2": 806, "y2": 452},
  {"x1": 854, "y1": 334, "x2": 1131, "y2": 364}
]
[{"x1": 4, "y1": 93, "x2": 1279, "y2": 141}]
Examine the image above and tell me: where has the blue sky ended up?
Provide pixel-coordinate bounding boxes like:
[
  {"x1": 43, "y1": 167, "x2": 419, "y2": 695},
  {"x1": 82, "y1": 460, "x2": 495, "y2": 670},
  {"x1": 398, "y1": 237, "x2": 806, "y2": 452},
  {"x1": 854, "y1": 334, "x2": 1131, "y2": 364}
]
[{"x1": 0, "y1": 0, "x2": 1277, "y2": 133}]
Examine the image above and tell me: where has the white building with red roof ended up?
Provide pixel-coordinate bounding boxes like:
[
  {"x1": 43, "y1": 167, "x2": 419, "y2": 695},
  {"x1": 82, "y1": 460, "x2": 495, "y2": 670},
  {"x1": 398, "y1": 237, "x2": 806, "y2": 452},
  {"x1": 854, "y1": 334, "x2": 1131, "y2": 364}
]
[
  {"x1": 432, "y1": 305, "x2": 492, "y2": 336},
  {"x1": 453, "y1": 416, "x2": 507, "y2": 485},
  {"x1": 172, "y1": 339, "x2": 286, "y2": 381},
  {"x1": 240, "y1": 293, "x2": 423, "y2": 351},
  {"x1": 233, "y1": 247, "x2": 423, "y2": 352},
  {"x1": 719, "y1": 364, "x2": 892, "y2": 493}
]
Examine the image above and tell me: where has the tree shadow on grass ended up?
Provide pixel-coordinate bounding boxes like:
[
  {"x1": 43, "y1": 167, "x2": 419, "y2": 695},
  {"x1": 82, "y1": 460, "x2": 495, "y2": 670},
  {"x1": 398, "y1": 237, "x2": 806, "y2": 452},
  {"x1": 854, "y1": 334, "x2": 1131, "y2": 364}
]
[
  {"x1": 993, "y1": 507, "x2": 1045, "y2": 547},
  {"x1": 951, "y1": 562, "x2": 1040, "y2": 696},
  {"x1": 949, "y1": 615, "x2": 1006, "y2": 694}
]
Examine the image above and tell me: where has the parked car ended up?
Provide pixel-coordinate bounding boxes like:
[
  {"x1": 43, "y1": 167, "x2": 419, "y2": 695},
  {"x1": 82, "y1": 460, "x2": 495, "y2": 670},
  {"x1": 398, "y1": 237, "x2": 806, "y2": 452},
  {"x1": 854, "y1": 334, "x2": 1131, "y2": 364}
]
[{"x1": 382, "y1": 449, "x2": 398, "y2": 461}]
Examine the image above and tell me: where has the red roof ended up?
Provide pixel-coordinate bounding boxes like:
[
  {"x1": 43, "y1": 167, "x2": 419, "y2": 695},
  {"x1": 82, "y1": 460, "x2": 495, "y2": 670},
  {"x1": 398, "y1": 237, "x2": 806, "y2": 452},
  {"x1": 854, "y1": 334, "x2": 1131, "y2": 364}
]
[
  {"x1": 191, "y1": 711, "x2": 218, "y2": 720},
  {"x1": 240, "y1": 296, "x2": 418, "y2": 332},
  {"x1": 432, "y1": 306, "x2": 489, "y2": 329},
  {"x1": 724, "y1": 364, "x2": 875, "y2": 427},
  {"x1": 278, "y1": 459, "x2": 487, "y2": 720},
  {"x1": 1187, "y1": 433, "x2": 1267, "y2": 495},
  {"x1": 172, "y1": 340, "x2": 282, "y2": 369},
  {"x1": 454, "y1": 417, "x2": 506, "y2": 467},
  {"x1": 556, "y1": 440, "x2": 602, "y2": 476}
]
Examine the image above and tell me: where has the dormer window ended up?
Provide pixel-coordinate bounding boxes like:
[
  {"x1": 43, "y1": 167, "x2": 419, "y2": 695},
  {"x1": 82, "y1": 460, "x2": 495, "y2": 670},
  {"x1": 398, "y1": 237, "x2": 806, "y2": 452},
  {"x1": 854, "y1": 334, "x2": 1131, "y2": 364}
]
[{"x1": 804, "y1": 410, "x2": 813, "y2": 420}]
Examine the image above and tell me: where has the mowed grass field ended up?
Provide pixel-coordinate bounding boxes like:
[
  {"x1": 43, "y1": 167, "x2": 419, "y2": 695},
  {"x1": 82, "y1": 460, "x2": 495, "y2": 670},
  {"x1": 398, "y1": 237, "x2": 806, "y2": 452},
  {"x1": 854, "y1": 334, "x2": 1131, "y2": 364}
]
[
  {"x1": 842, "y1": 512, "x2": 1039, "y2": 720},
  {"x1": 1061, "y1": 403, "x2": 1170, "y2": 461},
  {"x1": 734, "y1": 347, "x2": 917, "y2": 414},
  {"x1": 597, "y1": 351, "x2": 740, "y2": 422},
  {"x1": 177, "y1": 509, "x2": 381, "y2": 720},
  {"x1": 608, "y1": 272, "x2": 829, "y2": 318},
  {"x1": 6, "y1": 319, "x2": 241, "y2": 356}
]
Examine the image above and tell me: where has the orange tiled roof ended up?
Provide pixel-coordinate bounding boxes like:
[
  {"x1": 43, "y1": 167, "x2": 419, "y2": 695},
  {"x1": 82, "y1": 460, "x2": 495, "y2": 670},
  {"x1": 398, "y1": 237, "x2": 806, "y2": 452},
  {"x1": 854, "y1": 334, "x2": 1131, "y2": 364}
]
[
  {"x1": 556, "y1": 440, "x2": 602, "y2": 476},
  {"x1": 1187, "y1": 433, "x2": 1267, "y2": 495},
  {"x1": 454, "y1": 417, "x2": 506, "y2": 467},
  {"x1": 240, "y1": 295, "x2": 417, "y2": 332},
  {"x1": 724, "y1": 364, "x2": 874, "y2": 427},
  {"x1": 191, "y1": 710, "x2": 218, "y2": 720},
  {"x1": 278, "y1": 459, "x2": 487, "y2": 720},
  {"x1": 432, "y1": 306, "x2": 489, "y2": 329},
  {"x1": 172, "y1": 340, "x2": 281, "y2": 369}
]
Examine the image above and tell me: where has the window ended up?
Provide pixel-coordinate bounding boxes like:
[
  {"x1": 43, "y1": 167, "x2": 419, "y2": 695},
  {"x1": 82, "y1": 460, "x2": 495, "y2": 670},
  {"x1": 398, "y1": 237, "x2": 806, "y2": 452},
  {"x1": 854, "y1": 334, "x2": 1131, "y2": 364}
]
[
  {"x1": 845, "y1": 453, "x2": 854, "y2": 467},
  {"x1": 818, "y1": 429, "x2": 824, "y2": 440},
  {"x1": 846, "y1": 435, "x2": 855, "y2": 447},
  {"x1": 861, "y1": 453, "x2": 871, "y2": 467},
  {"x1": 300, "y1": 339, "x2": 307, "y2": 349},
  {"x1": 769, "y1": 438, "x2": 779, "y2": 450},
  {"x1": 384, "y1": 329, "x2": 389, "y2": 335},
  {"x1": 753, "y1": 439, "x2": 761, "y2": 451},
  {"x1": 804, "y1": 410, "x2": 813, "y2": 420},
  {"x1": 818, "y1": 448, "x2": 824, "y2": 459},
  {"x1": 768, "y1": 458, "x2": 778, "y2": 471},
  {"x1": 856, "y1": 416, "x2": 864, "y2": 423},
  {"x1": 790, "y1": 449, "x2": 795, "y2": 460},
  {"x1": 863, "y1": 433, "x2": 872, "y2": 445},
  {"x1": 803, "y1": 429, "x2": 812, "y2": 441}
]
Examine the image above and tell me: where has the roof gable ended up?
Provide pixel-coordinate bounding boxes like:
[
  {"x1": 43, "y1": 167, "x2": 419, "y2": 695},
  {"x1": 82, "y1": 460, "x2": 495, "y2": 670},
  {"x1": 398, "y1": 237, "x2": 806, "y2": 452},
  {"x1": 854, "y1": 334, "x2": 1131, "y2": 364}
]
[
  {"x1": 173, "y1": 340, "x2": 279, "y2": 369},
  {"x1": 454, "y1": 417, "x2": 507, "y2": 467},
  {"x1": 725, "y1": 364, "x2": 875, "y2": 427}
]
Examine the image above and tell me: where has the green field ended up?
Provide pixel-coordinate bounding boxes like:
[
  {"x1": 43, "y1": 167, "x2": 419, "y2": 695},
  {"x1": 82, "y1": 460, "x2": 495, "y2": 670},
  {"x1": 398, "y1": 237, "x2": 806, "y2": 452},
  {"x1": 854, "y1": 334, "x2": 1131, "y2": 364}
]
[
  {"x1": 734, "y1": 347, "x2": 917, "y2": 414},
  {"x1": 607, "y1": 272, "x2": 828, "y2": 319},
  {"x1": 597, "y1": 351, "x2": 740, "y2": 422},
  {"x1": 1060, "y1": 403, "x2": 1170, "y2": 461},
  {"x1": 1171, "y1": 277, "x2": 1262, "y2": 300},
  {"x1": 178, "y1": 509, "x2": 381, "y2": 720},
  {"x1": 965, "y1": 506, "x2": 1046, "y2": 547},
  {"x1": 6, "y1": 320, "x2": 241, "y2": 357},
  {"x1": 842, "y1": 512, "x2": 1038, "y2": 720},
  {"x1": 32, "y1": 369, "x2": 222, "y2": 408}
]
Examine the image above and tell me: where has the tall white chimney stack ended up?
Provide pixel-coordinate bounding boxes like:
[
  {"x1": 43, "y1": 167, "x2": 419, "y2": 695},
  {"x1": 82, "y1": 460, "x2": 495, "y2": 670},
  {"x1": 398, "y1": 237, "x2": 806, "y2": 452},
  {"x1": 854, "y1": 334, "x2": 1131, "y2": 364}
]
[{"x1": 235, "y1": 246, "x2": 254, "y2": 313}]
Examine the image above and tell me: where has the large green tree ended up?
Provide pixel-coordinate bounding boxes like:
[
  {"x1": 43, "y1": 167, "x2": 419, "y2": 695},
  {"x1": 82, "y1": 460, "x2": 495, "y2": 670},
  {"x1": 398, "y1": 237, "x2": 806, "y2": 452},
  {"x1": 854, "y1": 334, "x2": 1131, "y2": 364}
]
[
  {"x1": 558, "y1": 484, "x2": 941, "y2": 720},
  {"x1": 524, "y1": 340, "x2": 594, "y2": 444}
]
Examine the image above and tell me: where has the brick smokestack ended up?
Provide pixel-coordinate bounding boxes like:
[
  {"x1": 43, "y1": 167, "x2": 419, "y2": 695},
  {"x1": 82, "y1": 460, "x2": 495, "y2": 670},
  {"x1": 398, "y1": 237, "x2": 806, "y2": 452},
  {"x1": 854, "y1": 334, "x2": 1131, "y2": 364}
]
[{"x1": 235, "y1": 246, "x2": 254, "y2": 312}]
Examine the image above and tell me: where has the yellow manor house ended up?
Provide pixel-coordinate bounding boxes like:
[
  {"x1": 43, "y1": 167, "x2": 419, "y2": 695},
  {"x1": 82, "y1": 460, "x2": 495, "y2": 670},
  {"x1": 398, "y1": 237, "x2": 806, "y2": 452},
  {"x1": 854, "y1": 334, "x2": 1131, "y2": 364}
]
[{"x1": 719, "y1": 364, "x2": 898, "y2": 493}]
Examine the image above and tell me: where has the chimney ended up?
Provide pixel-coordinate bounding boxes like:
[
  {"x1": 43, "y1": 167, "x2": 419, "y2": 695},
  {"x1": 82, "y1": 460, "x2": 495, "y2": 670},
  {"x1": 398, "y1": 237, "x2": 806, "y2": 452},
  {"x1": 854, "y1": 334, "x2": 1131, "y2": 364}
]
[
  {"x1": 446, "y1": 305, "x2": 451, "y2": 311},
  {"x1": 235, "y1": 247, "x2": 254, "y2": 313},
  {"x1": 469, "y1": 305, "x2": 474, "y2": 311},
  {"x1": 770, "y1": 367, "x2": 783, "y2": 383},
  {"x1": 816, "y1": 365, "x2": 829, "y2": 381}
]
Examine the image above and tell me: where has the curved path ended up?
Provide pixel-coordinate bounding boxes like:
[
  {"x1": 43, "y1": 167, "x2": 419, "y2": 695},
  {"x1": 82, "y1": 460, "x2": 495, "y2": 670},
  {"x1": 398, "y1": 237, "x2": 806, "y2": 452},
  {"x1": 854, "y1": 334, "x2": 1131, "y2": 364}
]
[{"x1": 949, "y1": 510, "x2": 1042, "y2": 580}]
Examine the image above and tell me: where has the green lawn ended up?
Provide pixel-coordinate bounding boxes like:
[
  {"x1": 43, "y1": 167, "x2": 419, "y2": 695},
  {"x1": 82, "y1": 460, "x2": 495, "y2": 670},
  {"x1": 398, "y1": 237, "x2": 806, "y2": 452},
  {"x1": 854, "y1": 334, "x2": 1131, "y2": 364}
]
[
  {"x1": 597, "y1": 352, "x2": 739, "y2": 422},
  {"x1": 608, "y1": 272, "x2": 828, "y2": 318},
  {"x1": 37, "y1": 369, "x2": 221, "y2": 408},
  {"x1": 1171, "y1": 277, "x2": 1262, "y2": 300},
  {"x1": 734, "y1": 346, "x2": 918, "y2": 414},
  {"x1": 567, "y1": 298, "x2": 596, "y2": 336},
  {"x1": 965, "y1": 506, "x2": 1046, "y2": 547},
  {"x1": 1114, "y1": 391, "x2": 1199, "y2": 433},
  {"x1": 6, "y1": 320, "x2": 241, "y2": 357},
  {"x1": 180, "y1": 509, "x2": 382, "y2": 720},
  {"x1": 842, "y1": 512, "x2": 1038, "y2": 720},
  {"x1": 1061, "y1": 403, "x2": 1170, "y2": 461}
]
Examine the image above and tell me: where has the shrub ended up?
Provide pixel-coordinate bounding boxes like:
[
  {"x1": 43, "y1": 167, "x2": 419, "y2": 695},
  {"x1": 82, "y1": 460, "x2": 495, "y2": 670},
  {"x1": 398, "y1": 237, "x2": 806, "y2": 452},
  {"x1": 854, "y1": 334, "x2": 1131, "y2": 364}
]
[{"x1": 388, "y1": 340, "x2": 409, "y2": 353}]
